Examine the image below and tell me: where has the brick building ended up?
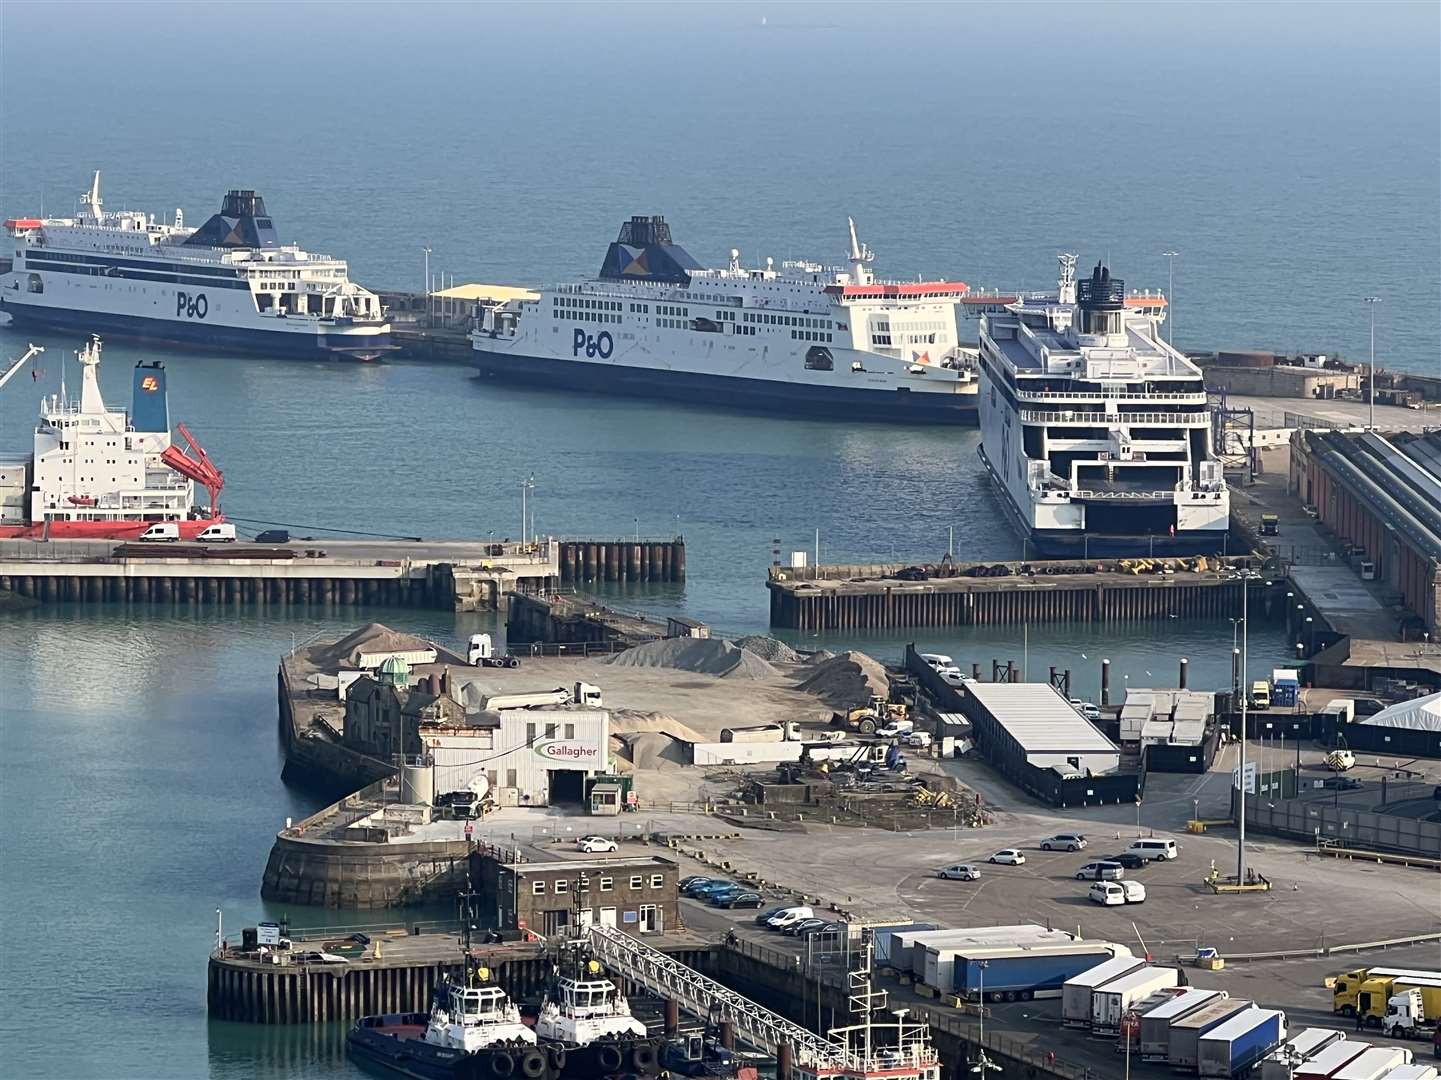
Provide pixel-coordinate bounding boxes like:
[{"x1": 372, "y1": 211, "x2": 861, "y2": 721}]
[{"x1": 471, "y1": 851, "x2": 679, "y2": 938}]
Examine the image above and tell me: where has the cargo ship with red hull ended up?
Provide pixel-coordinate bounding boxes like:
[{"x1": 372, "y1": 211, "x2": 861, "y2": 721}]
[{"x1": 0, "y1": 336, "x2": 227, "y2": 541}]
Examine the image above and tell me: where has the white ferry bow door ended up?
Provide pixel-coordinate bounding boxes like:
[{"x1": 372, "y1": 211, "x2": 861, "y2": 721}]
[{"x1": 599, "y1": 907, "x2": 617, "y2": 928}]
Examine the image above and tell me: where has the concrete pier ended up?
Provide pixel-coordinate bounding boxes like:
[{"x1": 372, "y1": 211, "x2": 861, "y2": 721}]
[{"x1": 767, "y1": 557, "x2": 1267, "y2": 632}]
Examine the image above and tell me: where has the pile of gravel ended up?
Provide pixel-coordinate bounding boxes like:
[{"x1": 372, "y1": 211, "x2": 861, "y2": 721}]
[
  {"x1": 793, "y1": 650, "x2": 890, "y2": 709},
  {"x1": 606, "y1": 637, "x2": 778, "y2": 680},
  {"x1": 730, "y1": 635, "x2": 802, "y2": 664}
]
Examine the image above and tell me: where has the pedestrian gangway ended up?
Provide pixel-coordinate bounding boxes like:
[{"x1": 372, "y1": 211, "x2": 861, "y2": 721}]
[{"x1": 586, "y1": 925, "x2": 856, "y2": 1070}]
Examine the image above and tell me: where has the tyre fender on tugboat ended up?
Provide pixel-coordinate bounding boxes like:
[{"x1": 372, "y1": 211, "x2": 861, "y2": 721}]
[
  {"x1": 597, "y1": 1043, "x2": 624, "y2": 1072},
  {"x1": 630, "y1": 1041, "x2": 659, "y2": 1073},
  {"x1": 519, "y1": 1048, "x2": 547, "y2": 1079},
  {"x1": 490, "y1": 1050, "x2": 516, "y2": 1077}
]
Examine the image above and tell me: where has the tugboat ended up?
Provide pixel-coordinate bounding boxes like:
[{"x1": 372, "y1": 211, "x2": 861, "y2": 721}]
[
  {"x1": 534, "y1": 944, "x2": 664, "y2": 1078},
  {"x1": 347, "y1": 886, "x2": 560, "y2": 1080}
]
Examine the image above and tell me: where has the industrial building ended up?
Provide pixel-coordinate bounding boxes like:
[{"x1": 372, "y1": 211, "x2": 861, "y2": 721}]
[
  {"x1": 1118, "y1": 689, "x2": 1220, "y2": 772},
  {"x1": 471, "y1": 850, "x2": 680, "y2": 938},
  {"x1": 1293, "y1": 428, "x2": 1441, "y2": 636},
  {"x1": 958, "y1": 682, "x2": 1137, "y2": 807},
  {"x1": 342, "y1": 659, "x2": 610, "y2": 806}
]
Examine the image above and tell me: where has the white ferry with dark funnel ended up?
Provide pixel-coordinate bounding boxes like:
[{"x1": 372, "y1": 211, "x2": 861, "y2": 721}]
[
  {"x1": 978, "y1": 255, "x2": 1229, "y2": 556},
  {"x1": 2, "y1": 172, "x2": 390, "y2": 357},
  {"x1": 470, "y1": 216, "x2": 978, "y2": 423}
]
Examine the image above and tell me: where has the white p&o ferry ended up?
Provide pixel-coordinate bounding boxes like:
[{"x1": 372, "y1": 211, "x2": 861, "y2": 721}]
[
  {"x1": 470, "y1": 215, "x2": 979, "y2": 423},
  {"x1": 2, "y1": 172, "x2": 390, "y2": 357},
  {"x1": 978, "y1": 255, "x2": 1228, "y2": 556}
]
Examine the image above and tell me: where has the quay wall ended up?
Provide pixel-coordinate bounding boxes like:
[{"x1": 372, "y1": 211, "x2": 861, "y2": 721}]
[
  {"x1": 555, "y1": 538, "x2": 685, "y2": 584},
  {"x1": 260, "y1": 829, "x2": 471, "y2": 909}
]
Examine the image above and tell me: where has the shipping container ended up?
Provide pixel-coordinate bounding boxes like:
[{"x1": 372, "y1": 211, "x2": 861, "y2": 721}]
[
  {"x1": 1332, "y1": 1048, "x2": 1413, "y2": 1080},
  {"x1": 950, "y1": 942, "x2": 1131, "y2": 1000},
  {"x1": 1168, "y1": 999, "x2": 1255, "y2": 1069},
  {"x1": 1092, "y1": 966, "x2": 1182, "y2": 1033},
  {"x1": 1296, "y1": 1041, "x2": 1373, "y2": 1078},
  {"x1": 1140, "y1": 988, "x2": 1225, "y2": 1059},
  {"x1": 1259, "y1": 1028, "x2": 1347, "y2": 1080},
  {"x1": 1061, "y1": 955, "x2": 1150, "y2": 1026},
  {"x1": 1197, "y1": 1006, "x2": 1286, "y2": 1076}
]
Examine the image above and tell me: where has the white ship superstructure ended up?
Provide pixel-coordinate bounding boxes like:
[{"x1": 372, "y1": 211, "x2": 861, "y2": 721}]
[
  {"x1": 470, "y1": 215, "x2": 979, "y2": 423},
  {"x1": 2, "y1": 173, "x2": 389, "y2": 356},
  {"x1": 978, "y1": 256, "x2": 1228, "y2": 555}
]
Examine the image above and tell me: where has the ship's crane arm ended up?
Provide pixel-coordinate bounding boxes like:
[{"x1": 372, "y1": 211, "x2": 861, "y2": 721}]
[
  {"x1": 0, "y1": 345, "x2": 44, "y2": 393},
  {"x1": 160, "y1": 422, "x2": 224, "y2": 514}
]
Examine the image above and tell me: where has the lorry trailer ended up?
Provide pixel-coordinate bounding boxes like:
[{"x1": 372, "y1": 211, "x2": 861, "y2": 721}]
[
  {"x1": 920, "y1": 929, "x2": 1081, "y2": 990},
  {"x1": 1377, "y1": 1066, "x2": 1439, "y2": 1080},
  {"x1": 1140, "y1": 988, "x2": 1225, "y2": 1059},
  {"x1": 1331, "y1": 1047, "x2": 1413, "y2": 1080},
  {"x1": 1168, "y1": 999, "x2": 1256, "y2": 1070},
  {"x1": 1259, "y1": 1029, "x2": 1347, "y2": 1080},
  {"x1": 1091, "y1": 966, "x2": 1182, "y2": 1034},
  {"x1": 894, "y1": 925, "x2": 1069, "y2": 980},
  {"x1": 1296, "y1": 1041, "x2": 1374, "y2": 1078},
  {"x1": 1196, "y1": 1006, "x2": 1286, "y2": 1077},
  {"x1": 1061, "y1": 955, "x2": 1150, "y2": 1026},
  {"x1": 949, "y1": 941, "x2": 1131, "y2": 1001}
]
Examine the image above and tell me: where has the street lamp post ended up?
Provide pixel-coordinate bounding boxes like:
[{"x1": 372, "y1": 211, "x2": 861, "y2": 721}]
[
  {"x1": 520, "y1": 474, "x2": 534, "y2": 547},
  {"x1": 1162, "y1": 250, "x2": 1179, "y2": 345},
  {"x1": 1363, "y1": 296, "x2": 1381, "y2": 430},
  {"x1": 422, "y1": 247, "x2": 433, "y2": 324},
  {"x1": 1235, "y1": 574, "x2": 1268, "y2": 884}
]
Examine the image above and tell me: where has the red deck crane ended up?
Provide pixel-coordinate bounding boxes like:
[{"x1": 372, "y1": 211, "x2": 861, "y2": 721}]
[{"x1": 160, "y1": 423, "x2": 224, "y2": 516}]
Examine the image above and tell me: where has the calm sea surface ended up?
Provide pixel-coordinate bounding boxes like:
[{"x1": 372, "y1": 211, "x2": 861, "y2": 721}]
[{"x1": 1, "y1": 3, "x2": 1435, "y2": 1076}]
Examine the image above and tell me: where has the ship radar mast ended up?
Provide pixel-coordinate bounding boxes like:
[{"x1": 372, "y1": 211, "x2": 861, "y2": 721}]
[
  {"x1": 77, "y1": 335, "x2": 107, "y2": 415},
  {"x1": 81, "y1": 171, "x2": 103, "y2": 224},
  {"x1": 729, "y1": 248, "x2": 741, "y2": 274},
  {"x1": 1057, "y1": 253, "x2": 1078, "y2": 305},
  {"x1": 846, "y1": 217, "x2": 875, "y2": 286}
]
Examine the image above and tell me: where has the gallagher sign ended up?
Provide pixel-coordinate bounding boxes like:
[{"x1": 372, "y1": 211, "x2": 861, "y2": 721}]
[{"x1": 533, "y1": 739, "x2": 603, "y2": 769}]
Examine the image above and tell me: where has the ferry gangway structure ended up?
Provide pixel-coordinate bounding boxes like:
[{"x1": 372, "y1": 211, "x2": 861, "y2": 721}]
[{"x1": 586, "y1": 925, "x2": 856, "y2": 1070}]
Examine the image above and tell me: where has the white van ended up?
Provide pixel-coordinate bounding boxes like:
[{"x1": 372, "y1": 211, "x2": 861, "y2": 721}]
[
  {"x1": 1126, "y1": 838, "x2": 1179, "y2": 862},
  {"x1": 197, "y1": 523, "x2": 236, "y2": 542},
  {"x1": 765, "y1": 906, "x2": 814, "y2": 930},
  {"x1": 138, "y1": 523, "x2": 180, "y2": 542},
  {"x1": 1088, "y1": 882, "x2": 1126, "y2": 906},
  {"x1": 919, "y1": 653, "x2": 954, "y2": 670}
]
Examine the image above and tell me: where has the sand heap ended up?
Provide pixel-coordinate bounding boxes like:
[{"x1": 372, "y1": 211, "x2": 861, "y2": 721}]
[
  {"x1": 793, "y1": 650, "x2": 890, "y2": 709},
  {"x1": 730, "y1": 635, "x2": 803, "y2": 664},
  {"x1": 607, "y1": 709, "x2": 703, "y2": 773},
  {"x1": 605, "y1": 637, "x2": 777, "y2": 680},
  {"x1": 316, "y1": 622, "x2": 439, "y2": 669}
]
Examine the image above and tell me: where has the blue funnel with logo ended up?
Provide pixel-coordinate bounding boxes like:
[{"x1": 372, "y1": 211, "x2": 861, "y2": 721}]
[{"x1": 132, "y1": 361, "x2": 169, "y2": 433}]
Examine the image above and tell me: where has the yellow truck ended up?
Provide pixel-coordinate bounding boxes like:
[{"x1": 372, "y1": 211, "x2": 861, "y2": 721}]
[{"x1": 1331, "y1": 966, "x2": 1441, "y2": 1017}]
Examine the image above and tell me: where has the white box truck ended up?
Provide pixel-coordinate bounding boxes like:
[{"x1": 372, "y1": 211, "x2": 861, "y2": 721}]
[
  {"x1": 1091, "y1": 966, "x2": 1181, "y2": 1034},
  {"x1": 1062, "y1": 955, "x2": 1150, "y2": 1026}
]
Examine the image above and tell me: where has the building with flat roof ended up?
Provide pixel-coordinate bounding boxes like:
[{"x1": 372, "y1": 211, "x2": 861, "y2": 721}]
[
  {"x1": 959, "y1": 682, "x2": 1137, "y2": 806},
  {"x1": 471, "y1": 851, "x2": 679, "y2": 938}
]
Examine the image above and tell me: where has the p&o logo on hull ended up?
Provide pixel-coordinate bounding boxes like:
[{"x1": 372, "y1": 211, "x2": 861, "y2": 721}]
[
  {"x1": 176, "y1": 290, "x2": 209, "y2": 320},
  {"x1": 572, "y1": 329, "x2": 613, "y2": 359}
]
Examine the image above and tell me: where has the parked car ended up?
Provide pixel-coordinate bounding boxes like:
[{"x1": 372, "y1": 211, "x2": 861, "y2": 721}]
[
  {"x1": 1069, "y1": 699, "x2": 1102, "y2": 721},
  {"x1": 255, "y1": 529, "x2": 290, "y2": 544},
  {"x1": 1039, "y1": 833, "x2": 1087, "y2": 852},
  {"x1": 576, "y1": 835, "x2": 618, "y2": 853},
  {"x1": 722, "y1": 892, "x2": 765, "y2": 909},
  {"x1": 783, "y1": 917, "x2": 829, "y2": 937},
  {"x1": 895, "y1": 566, "x2": 929, "y2": 581},
  {"x1": 688, "y1": 881, "x2": 740, "y2": 900},
  {"x1": 1119, "y1": 880, "x2": 1146, "y2": 903},
  {"x1": 903, "y1": 731, "x2": 932, "y2": 749},
  {"x1": 706, "y1": 887, "x2": 751, "y2": 906},
  {"x1": 876, "y1": 719, "x2": 914, "y2": 738},
  {"x1": 1126, "y1": 838, "x2": 1179, "y2": 862},
  {"x1": 754, "y1": 905, "x2": 790, "y2": 926},
  {"x1": 680, "y1": 875, "x2": 713, "y2": 891},
  {"x1": 1106, "y1": 853, "x2": 1148, "y2": 870},
  {"x1": 940, "y1": 669, "x2": 973, "y2": 688},
  {"x1": 1088, "y1": 882, "x2": 1126, "y2": 906},
  {"x1": 1075, "y1": 861, "x2": 1124, "y2": 881},
  {"x1": 765, "y1": 906, "x2": 815, "y2": 930},
  {"x1": 988, "y1": 849, "x2": 1026, "y2": 865},
  {"x1": 799, "y1": 920, "x2": 846, "y2": 939},
  {"x1": 936, "y1": 863, "x2": 980, "y2": 881},
  {"x1": 1322, "y1": 776, "x2": 1362, "y2": 790}
]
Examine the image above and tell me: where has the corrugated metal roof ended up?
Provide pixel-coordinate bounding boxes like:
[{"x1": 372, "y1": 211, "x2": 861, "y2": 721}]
[
  {"x1": 966, "y1": 682, "x2": 1120, "y2": 755},
  {"x1": 432, "y1": 283, "x2": 541, "y2": 303}
]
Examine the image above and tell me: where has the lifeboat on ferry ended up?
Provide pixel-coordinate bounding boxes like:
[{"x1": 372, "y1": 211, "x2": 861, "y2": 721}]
[{"x1": 67, "y1": 495, "x2": 99, "y2": 507}]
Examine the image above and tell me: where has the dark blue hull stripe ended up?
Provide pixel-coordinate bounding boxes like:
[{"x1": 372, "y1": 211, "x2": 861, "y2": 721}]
[
  {"x1": 1, "y1": 300, "x2": 389, "y2": 357},
  {"x1": 471, "y1": 348, "x2": 979, "y2": 424}
]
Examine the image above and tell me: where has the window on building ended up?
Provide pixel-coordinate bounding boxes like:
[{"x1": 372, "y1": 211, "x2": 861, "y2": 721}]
[
  {"x1": 564, "y1": 723, "x2": 575, "y2": 740},
  {"x1": 554, "y1": 879, "x2": 568, "y2": 893},
  {"x1": 532, "y1": 880, "x2": 546, "y2": 895},
  {"x1": 650, "y1": 874, "x2": 664, "y2": 889},
  {"x1": 526, "y1": 722, "x2": 536, "y2": 744},
  {"x1": 545, "y1": 723, "x2": 557, "y2": 740},
  {"x1": 505, "y1": 768, "x2": 517, "y2": 789},
  {"x1": 629, "y1": 875, "x2": 643, "y2": 890}
]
